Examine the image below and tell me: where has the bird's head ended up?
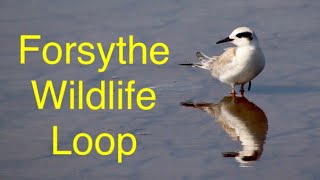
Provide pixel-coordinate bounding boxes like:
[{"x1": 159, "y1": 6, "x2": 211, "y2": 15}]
[{"x1": 216, "y1": 27, "x2": 259, "y2": 47}]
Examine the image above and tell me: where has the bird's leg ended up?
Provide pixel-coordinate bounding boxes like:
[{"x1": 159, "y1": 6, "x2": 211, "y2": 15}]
[
  {"x1": 231, "y1": 85, "x2": 236, "y2": 97},
  {"x1": 248, "y1": 81, "x2": 252, "y2": 91},
  {"x1": 240, "y1": 83, "x2": 245, "y2": 97},
  {"x1": 231, "y1": 89, "x2": 236, "y2": 97}
]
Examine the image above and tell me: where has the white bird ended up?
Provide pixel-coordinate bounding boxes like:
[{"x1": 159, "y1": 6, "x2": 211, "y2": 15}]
[{"x1": 180, "y1": 27, "x2": 265, "y2": 96}]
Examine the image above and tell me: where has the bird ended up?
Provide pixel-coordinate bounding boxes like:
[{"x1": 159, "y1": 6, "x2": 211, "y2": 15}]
[{"x1": 180, "y1": 27, "x2": 265, "y2": 96}]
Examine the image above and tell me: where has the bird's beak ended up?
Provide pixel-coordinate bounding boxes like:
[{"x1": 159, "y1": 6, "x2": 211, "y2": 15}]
[
  {"x1": 216, "y1": 37, "x2": 233, "y2": 44},
  {"x1": 222, "y1": 152, "x2": 239, "y2": 157}
]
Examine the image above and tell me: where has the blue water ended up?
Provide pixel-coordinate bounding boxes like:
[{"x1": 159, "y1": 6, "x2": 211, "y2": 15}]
[{"x1": 1, "y1": 0, "x2": 320, "y2": 179}]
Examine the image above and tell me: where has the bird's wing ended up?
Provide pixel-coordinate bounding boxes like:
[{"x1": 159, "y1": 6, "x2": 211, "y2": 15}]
[
  {"x1": 190, "y1": 51, "x2": 218, "y2": 70},
  {"x1": 196, "y1": 51, "x2": 211, "y2": 62},
  {"x1": 211, "y1": 47, "x2": 237, "y2": 77},
  {"x1": 216, "y1": 47, "x2": 236, "y2": 66}
]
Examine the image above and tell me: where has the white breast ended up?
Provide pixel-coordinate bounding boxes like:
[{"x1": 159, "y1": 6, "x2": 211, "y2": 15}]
[{"x1": 219, "y1": 46, "x2": 265, "y2": 85}]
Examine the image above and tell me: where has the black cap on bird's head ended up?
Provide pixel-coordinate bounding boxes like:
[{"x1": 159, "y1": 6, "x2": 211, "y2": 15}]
[{"x1": 216, "y1": 27, "x2": 257, "y2": 47}]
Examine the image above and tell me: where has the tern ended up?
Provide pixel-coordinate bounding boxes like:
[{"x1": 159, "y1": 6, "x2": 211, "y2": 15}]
[{"x1": 180, "y1": 27, "x2": 265, "y2": 96}]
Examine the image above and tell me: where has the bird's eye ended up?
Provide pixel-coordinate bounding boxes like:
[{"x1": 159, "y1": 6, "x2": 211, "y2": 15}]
[{"x1": 236, "y1": 32, "x2": 253, "y2": 40}]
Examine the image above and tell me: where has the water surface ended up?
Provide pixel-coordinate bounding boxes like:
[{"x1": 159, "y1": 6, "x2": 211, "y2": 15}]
[{"x1": 1, "y1": 0, "x2": 320, "y2": 179}]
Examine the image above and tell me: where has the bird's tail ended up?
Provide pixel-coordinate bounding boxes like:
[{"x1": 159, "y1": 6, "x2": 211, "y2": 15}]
[{"x1": 179, "y1": 52, "x2": 214, "y2": 70}]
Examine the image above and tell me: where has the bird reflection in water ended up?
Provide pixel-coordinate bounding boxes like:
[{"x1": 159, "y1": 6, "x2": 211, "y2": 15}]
[{"x1": 181, "y1": 96, "x2": 268, "y2": 167}]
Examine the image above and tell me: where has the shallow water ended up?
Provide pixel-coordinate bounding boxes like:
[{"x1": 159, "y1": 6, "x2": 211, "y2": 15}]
[{"x1": 1, "y1": 0, "x2": 320, "y2": 179}]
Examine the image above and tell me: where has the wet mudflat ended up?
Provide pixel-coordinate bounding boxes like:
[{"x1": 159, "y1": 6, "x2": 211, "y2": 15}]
[{"x1": 1, "y1": 0, "x2": 320, "y2": 179}]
